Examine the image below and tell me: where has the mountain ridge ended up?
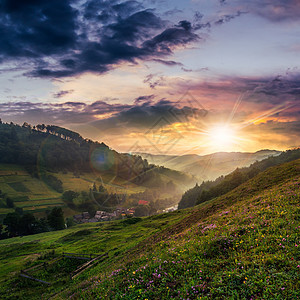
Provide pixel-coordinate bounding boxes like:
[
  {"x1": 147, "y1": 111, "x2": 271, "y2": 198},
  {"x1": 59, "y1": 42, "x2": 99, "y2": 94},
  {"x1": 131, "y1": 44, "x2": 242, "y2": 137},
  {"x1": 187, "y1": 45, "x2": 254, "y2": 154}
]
[{"x1": 133, "y1": 149, "x2": 281, "y2": 181}]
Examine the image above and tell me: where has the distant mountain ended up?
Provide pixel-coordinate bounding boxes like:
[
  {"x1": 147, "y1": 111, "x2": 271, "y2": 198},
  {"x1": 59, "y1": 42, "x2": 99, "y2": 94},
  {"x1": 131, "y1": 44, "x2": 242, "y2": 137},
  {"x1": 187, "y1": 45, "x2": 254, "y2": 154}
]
[
  {"x1": 134, "y1": 150, "x2": 281, "y2": 181},
  {"x1": 178, "y1": 148, "x2": 300, "y2": 209}
]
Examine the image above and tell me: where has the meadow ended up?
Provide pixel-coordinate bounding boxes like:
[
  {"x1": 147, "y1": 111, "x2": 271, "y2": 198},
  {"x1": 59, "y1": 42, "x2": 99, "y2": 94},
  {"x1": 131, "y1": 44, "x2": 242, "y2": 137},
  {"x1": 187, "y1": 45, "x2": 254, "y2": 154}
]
[{"x1": 0, "y1": 159, "x2": 299, "y2": 299}]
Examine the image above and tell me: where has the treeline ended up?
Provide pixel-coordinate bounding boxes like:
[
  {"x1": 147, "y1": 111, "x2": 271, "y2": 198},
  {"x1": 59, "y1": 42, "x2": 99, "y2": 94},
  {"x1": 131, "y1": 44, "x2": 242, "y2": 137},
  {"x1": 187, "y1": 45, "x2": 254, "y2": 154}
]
[
  {"x1": 0, "y1": 121, "x2": 190, "y2": 188},
  {"x1": 179, "y1": 148, "x2": 300, "y2": 209},
  {"x1": 0, "y1": 207, "x2": 69, "y2": 240},
  {"x1": 61, "y1": 184, "x2": 127, "y2": 214}
]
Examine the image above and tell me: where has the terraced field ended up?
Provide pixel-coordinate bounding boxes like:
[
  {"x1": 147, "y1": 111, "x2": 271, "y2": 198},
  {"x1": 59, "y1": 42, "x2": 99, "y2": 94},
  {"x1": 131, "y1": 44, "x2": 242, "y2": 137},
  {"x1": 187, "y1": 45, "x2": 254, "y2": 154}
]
[{"x1": 0, "y1": 164, "x2": 148, "y2": 220}]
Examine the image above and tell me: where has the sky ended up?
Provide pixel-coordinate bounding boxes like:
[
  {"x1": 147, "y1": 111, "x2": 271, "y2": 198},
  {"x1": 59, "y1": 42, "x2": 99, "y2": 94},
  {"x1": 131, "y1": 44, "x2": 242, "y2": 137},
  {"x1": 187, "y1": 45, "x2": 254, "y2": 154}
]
[{"x1": 0, "y1": 0, "x2": 300, "y2": 155}]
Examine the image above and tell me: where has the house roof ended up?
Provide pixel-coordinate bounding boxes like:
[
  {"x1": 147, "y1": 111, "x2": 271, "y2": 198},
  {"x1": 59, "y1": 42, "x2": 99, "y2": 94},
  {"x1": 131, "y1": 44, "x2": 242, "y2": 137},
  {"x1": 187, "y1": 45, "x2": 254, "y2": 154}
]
[{"x1": 138, "y1": 200, "x2": 149, "y2": 205}]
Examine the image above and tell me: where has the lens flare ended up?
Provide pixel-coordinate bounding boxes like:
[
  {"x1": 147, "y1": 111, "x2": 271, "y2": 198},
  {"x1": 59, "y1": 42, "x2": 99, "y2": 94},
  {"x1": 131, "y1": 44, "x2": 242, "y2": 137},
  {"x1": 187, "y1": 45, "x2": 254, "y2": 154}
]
[{"x1": 90, "y1": 147, "x2": 115, "y2": 172}]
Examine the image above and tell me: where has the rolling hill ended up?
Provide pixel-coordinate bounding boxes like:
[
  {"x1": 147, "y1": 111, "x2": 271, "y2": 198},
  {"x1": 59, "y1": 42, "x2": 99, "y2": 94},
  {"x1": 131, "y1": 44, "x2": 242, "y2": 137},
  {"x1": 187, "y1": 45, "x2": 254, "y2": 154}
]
[
  {"x1": 0, "y1": 157, "x2": 299, "y2": 299},
  {"x1": 0, "y1": 122, "x2": 195, "y2": 220},
  {"x1": 135, "y1": 150, "x2": 281, "y2": 181}
]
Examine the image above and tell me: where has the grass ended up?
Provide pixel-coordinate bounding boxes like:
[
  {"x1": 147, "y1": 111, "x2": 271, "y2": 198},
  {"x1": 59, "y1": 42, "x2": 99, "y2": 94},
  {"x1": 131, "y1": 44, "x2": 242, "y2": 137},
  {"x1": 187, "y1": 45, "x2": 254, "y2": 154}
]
[
  {"x1": 0, "y1": 212, "x2": 187, "y2": 299},
  {"x1": 0, "y1": 159, "x2": 300, "y2": 299},
  {"x1": 7, "y1": 182, "x2": 30, "y2": 193},
  {"x1": 0, "y1": 164, "x2": 62, "y2": 218},
  {"x1": 64, "y1": 160, "x2": 300, "y2": 300}
]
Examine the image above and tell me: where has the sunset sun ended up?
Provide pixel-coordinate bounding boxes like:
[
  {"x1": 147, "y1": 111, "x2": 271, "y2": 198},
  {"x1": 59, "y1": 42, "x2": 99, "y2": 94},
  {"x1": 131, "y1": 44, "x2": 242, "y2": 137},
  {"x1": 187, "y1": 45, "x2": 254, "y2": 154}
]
[{"x1": 207, "y1": 125, "x2": 237, "y2": 151}]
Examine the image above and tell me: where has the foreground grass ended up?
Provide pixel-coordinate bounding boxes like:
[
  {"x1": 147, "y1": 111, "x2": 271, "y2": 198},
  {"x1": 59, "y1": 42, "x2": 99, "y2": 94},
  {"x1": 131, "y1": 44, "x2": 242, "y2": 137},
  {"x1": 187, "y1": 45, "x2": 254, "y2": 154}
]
[
  {"x1": 0, "y1": 210, "x2": 188, "y2": 299},
  {"x1": 0, "y1": 159, "x2": 299, "y2": 299},
  {"x1": 61, "y1": 160, "x2": 300, "y2": 299}
]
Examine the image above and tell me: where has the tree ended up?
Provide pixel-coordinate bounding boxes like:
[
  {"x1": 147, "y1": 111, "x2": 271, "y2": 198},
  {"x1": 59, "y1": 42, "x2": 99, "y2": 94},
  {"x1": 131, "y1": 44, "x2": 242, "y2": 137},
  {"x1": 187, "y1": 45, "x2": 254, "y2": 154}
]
[
  {"x1": 3, "y1": 212, "x2": 21, "y2": 236},
  {"x1": 15, "y1": 207, "x2": 24, "y2": 215},
  {"x1": 99, "y1": 184, "x2": 107, "y2": 193},
  {"x1": 44, "y1": 175, "x2": 63, "y2": 193},
  {"x1": 6, "y1": 197, "x2": 14, "y2": 208},
  {"x1": 62, "y1": 190, "x2": 79, "y2": 203},
  {"x1": 35, "y1": 218, "x2": 50, "y2": 233},
  {"x1": 134, "y1": 205, "x2": 149, "y2": 217},
  {"x1": 66, "y1": 217, "x2": 75, "y2": 228},
  {"x1": 0, "y1": 224, "x2": 8, "y2": 240},
  {"x1": 47, "y1": 207, "x2": 65, "y2": 230},
  {"x1": 19, "y1": 213, "x2": 36, "y2": 235}
]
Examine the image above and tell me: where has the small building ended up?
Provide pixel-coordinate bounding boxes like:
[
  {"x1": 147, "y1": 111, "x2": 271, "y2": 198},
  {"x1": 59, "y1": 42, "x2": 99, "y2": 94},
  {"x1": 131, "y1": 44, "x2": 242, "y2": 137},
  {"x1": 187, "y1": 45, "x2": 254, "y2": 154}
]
[
  {"x1": 127, "y1": 208, "x2": 135, "y2": 216},
  {"x1": 138, "y1": 200, "x2": 149, "y2": 206},
  {"x1": 95, "y1": 211, "x2": 106, "y2": 220},
  {"x1": 82, "y1": 212, "x2": 90, "y2": 219},
  {"x1": 88, "y1": 218, "x2": 98, "y2": 223},
  {"x1": 73, "y1": 214, "x2": 83, "y2": 223},
  {"x1": 73, "y1": 212, "x2": 91, "y2": 223}
]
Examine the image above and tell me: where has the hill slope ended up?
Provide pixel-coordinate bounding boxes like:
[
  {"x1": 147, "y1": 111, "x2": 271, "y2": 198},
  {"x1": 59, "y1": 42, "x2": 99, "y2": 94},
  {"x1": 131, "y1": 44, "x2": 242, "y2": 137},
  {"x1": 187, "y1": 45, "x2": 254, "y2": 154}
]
[
  {"x1": 179, "y1": 148, "x2": 300, "y2": 209},
  {"x1": 0, "y1": 158, "x2": 299, "y2": 299},
  {"x1": 0, "y1": 122, "x2": 194, "y2": 218}
]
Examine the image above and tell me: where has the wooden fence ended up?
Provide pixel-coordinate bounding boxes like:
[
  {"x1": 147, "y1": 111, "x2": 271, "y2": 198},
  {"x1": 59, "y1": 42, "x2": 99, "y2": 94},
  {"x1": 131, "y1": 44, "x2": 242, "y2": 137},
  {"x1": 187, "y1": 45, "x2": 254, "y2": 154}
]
[
  {"x1": 19, "y1": 252, "x2": 108, "y2": 285},
  {"x1": 20, "y1": 271, "x2": 51, "y2": 285},
  {"x1": 62, "y1": 252, "x2": 102, "y2": 260},
  {"x1": 70, "y1": 252, "x2": 109, "y2": 280}
]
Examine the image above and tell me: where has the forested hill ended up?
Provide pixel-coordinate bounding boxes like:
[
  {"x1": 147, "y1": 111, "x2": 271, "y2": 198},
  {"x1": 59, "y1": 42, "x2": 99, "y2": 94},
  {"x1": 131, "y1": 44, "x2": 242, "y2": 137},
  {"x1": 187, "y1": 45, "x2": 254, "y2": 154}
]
[
  {"x1": 0, "y1": 121, "x2": 192, "y2": 186},
  {"x1": 179, "y1": 147, "x2": 300, "y2": 209}
]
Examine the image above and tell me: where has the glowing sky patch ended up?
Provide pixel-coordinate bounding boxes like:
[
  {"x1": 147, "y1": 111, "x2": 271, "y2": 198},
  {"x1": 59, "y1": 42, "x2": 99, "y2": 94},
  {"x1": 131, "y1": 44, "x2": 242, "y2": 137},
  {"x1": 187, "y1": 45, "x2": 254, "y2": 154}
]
[{"x1": 0, "y1": 0, "x2": 299, "y2": 154}]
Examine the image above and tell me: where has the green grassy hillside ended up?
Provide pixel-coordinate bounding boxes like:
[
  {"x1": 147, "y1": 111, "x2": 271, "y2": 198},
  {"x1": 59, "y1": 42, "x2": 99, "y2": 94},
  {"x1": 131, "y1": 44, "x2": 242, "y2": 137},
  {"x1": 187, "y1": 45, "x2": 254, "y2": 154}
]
[
  {"x1": 0, "y1": 159, "x2": 299, "y2": 299},
  {"x1": 0, "y1": 164, "x2": 149, "y2": 219},
  {"x1": 0, "y1": 164, "x2": 64, "y2": 218}
]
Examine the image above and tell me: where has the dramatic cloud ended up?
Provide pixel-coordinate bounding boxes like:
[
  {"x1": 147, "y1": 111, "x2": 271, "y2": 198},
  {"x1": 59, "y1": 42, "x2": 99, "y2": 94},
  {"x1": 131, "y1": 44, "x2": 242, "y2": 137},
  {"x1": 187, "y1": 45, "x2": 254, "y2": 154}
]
[
  {"x1": 240, "y1": 0, "x2": 300, "y2": 22},
  {"x1": 0, "y1": 99, "x2": 130, "y2": 124},
  {"x1": 143, "y1": 73, "x2": 166, "y2": 89},
  {"x1": 152, "y1": 59, "x2": 183, "y2": 66},
  {"x1": 214, "y1": 11, "x2": 246, "y2": 26},
  {"x1": 179, "y1": 72, "x2": 300, "y2": 107},
  {"x1": 0, "y1": 96, "x2": 209, "y2": 130},
  {"x1": 1, "y1": 71, "x2": 299, "y2": 153},
  {"x1": 0, "y1": 0, "x2": 201, "y2": 78},
  {"x1": 53, "y1": 90, "x2": 74, "y2": 98},
  {"x1": 91, "y1": 98, "x2": 209, "y2": 131},
  {"x1": 134, "y1": 95, "x2": 155, "y2": 105}
]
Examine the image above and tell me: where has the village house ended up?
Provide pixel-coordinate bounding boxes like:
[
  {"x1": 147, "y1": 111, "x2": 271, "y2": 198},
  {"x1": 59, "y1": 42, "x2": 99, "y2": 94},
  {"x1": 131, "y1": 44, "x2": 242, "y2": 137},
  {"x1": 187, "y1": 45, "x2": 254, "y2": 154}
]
[
  {"x1": 73, "y1": 212, "x2": 91, "y2": 223},
  {"x1": 138, "y1": 200, "x2": 149, "y2": 206},
  {"x1": 74, "y1": 208, "x2": 137, "y2": 224},
  {"x1": 94, "y1": 210, "x2": 116, "y2": 221}
]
